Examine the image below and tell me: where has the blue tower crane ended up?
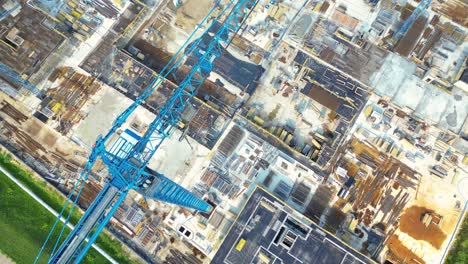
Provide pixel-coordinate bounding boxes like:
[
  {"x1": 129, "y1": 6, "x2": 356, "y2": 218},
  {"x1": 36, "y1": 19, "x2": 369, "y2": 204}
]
[
  {"x1": 35, "y1": 0, "x2": 259, "y2": 263},
  {"x1": 392, "y1": 0, "x2": 432, "y2": 43}
]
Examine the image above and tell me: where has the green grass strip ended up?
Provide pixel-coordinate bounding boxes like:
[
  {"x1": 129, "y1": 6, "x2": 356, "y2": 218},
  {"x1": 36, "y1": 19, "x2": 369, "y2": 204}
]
[
  {"x1": 0, "y1": 151, "x2": 140, "y2": 264},
  {"x1": 445, "y1": 216, "x2": 468, "y2": 264}
]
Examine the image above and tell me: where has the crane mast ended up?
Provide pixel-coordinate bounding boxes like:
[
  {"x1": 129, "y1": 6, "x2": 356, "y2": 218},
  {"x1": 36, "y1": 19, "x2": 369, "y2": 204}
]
[{"x1": 35, "y1": 0, "x2": 259, "y2": 263}]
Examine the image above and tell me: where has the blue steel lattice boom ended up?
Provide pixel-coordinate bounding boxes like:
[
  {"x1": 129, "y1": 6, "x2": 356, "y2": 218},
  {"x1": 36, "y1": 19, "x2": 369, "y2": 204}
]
[
  {"x1": 392, "y1": 0, "x2": 432, "y2": 43},
  {"x1": 35, "y1": 0, "x2": 259, "y2": 263}
]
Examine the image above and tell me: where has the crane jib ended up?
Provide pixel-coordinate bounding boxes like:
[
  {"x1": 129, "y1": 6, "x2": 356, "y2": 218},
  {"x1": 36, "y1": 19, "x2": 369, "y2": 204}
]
[{"x1": 35, "y1": 1, "x2": 259, "y2": 264}]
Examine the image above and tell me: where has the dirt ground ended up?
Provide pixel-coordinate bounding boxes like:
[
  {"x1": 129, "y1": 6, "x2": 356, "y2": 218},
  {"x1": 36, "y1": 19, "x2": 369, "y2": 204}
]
[
  {"x1": 24, "y1": 119, "x2": 41, "y2": 135},
  {"x1": 387, "y1": 235, "x2": 426, "y2": 264},
  {"x1": 399, "y1": 206, "x2": 447, "y2": 249},
  {"x1": 0, "y1": 254, "x2": 15, "y2": 264},
  {"x1": 175, "y1": 0, "x2": 216, "y2": 30},
  {"x1": 0, "y1": 93, "x2": 89, "y2": 166},
  {"x1": 390, "y1": 161, "x2": 465, "y2": 263},
  {"x1": 415, "y1": 173, "x2": 463, "y2": 237}
]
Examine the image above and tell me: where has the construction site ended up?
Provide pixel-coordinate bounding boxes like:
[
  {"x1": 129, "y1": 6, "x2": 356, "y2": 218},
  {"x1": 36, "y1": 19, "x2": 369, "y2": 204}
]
[
  {"x1": 0, "y1": 0, "x2": 466, "y2": 264},
  {"x1": 0, "y1": 2, "x2": 65, "y2": 97},
  {"x1": 35, "y1": 67, "x2": 102, "y2": 135},
  {"x1": 0, "y1": 91, "x2": 90, "y2": 184},
  {"x1": 327, "y1": 90, "x2": 468, "y2": 263}
]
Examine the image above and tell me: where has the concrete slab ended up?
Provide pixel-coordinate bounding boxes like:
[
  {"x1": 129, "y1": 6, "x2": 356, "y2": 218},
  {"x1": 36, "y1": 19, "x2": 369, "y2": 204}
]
[
  {"x1": 438, "y1": 88, "x2": 468, "y2": 134},
  {"x1": 392, "y1": 75, "x2": 425, "y2": 110},
  {"x1": 414, "y1": 86, "x2": 451, "y2": 124},
  {"x1": 370, "y1": 53, "x2": 416, "y2": 98}
]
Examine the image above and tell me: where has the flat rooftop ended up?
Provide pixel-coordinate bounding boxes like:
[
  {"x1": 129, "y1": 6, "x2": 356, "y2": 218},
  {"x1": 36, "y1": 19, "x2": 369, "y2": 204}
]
[
  {"x1": 287, "y1": 16, "x2": 388, "y2": 86},
  {"x1": 295, "y1": 51, "x2": 368, "y2": 122},
  {"x1": 212, "y1": 187, "x2": 373, "y2": 264},
  {"x1": 186, "y1": 31, "x2": 265, "y2": 95}
]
